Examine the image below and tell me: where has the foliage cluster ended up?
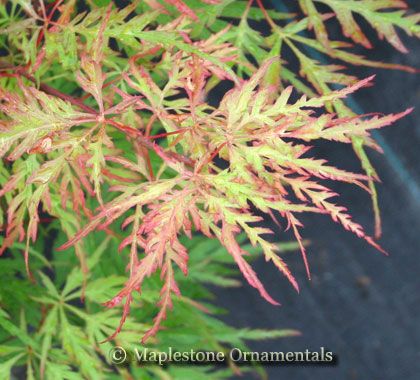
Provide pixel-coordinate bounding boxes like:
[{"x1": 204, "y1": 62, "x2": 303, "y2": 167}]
[{"x1": 0, "y1": 0, "x2": 418, "y2": 378}]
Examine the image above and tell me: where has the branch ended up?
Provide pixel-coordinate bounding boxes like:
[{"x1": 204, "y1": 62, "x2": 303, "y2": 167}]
[{"x1": 0, "y1": 64, "x2": 96, "y2": 114}]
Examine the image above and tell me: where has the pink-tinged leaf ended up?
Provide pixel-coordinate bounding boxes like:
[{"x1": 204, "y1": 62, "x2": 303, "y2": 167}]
[
  {"x1": 286, "y1": 213, "x2": 311, "y2": 280},
  {"x1": 317, "y1": 0, "x2": 420, "y2": 53},
  {"x1": 287, "y1": 108, "x2": 413, "y2": 145},
  {"x1": 221, "y1": 222, "x2": 280, "y2": 305},
  {"x1": 141, "y1": 261, "x2": 179, "y2": 343},
  {"x1": 240, "y1": 222, "x2": 300, "y2": 292},
  {"x1": 315, "y1": 195, "x2": 388, "y2": 255},
  {"x1": 262, "y1": 239, "x2": 300, "y2": 292},
  {"x1": 364, "y1": 236, "x2": 388, "y2": 256},
  {"x1": 101, "y1": 295, "x2": 133, "y2": 343},
  {"x1": 163, "y1": 0, "x2": 199, "y2": 21},
  {"x1": 299, "y1": 0, "x2": 331, "y2": 49},
  {"x1": 335, "y1": 7, "x2": 373, "y2": 49},
  {"x1": 305, "y1": 75, "x2": 376, "y2": 108}
]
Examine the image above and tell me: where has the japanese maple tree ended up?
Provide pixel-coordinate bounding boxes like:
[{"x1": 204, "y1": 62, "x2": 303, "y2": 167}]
[{"x1": 0, "y1": 0, "x2": 418, "y2": 371}]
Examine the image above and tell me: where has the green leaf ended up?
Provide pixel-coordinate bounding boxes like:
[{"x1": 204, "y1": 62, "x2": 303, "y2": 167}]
[{"x1": 0, "y1": 310, "x2": 38, "y2": 348}]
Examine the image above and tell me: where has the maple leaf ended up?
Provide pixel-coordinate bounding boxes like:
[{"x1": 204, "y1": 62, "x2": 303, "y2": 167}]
[
  {"x1": 299, "y1": 0, "x2": 331, "y2": 50},
  {"x1": 0, "y1": 86, "x2": 93, "y2": 161},
  {"x1": 163, "y1": 0, "x2": 199, "y2": 21},
  {"x1": 301, "y1": 0, "x2": 420, "y2": 52}
]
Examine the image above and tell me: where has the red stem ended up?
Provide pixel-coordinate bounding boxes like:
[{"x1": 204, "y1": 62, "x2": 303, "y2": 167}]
[
  {"x1": 196, "y1": 142, "x2": 227, "y2": 173},
  {"x1": 148, "y1": 129, "x2": 187, "y2": 140}
]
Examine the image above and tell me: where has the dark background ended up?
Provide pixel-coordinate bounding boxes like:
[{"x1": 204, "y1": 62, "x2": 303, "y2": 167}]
[{"x1": 214, "y1": 1, "x2": 420, "y2": 379}]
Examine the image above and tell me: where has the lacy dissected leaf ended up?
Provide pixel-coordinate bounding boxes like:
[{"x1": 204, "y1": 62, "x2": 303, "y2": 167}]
[
  {"x1": 304, "y1": 0, "x2": 420, "y2": 53},
  {"x1": 163, "y1": 0, "x2": 199, "y2": 21},
  {"x1": 0, "y1": 86, "x2": 92, "y2": 160},
  {"x1": 299, "y1": 0, "x2": 331, "y2": 49}
]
